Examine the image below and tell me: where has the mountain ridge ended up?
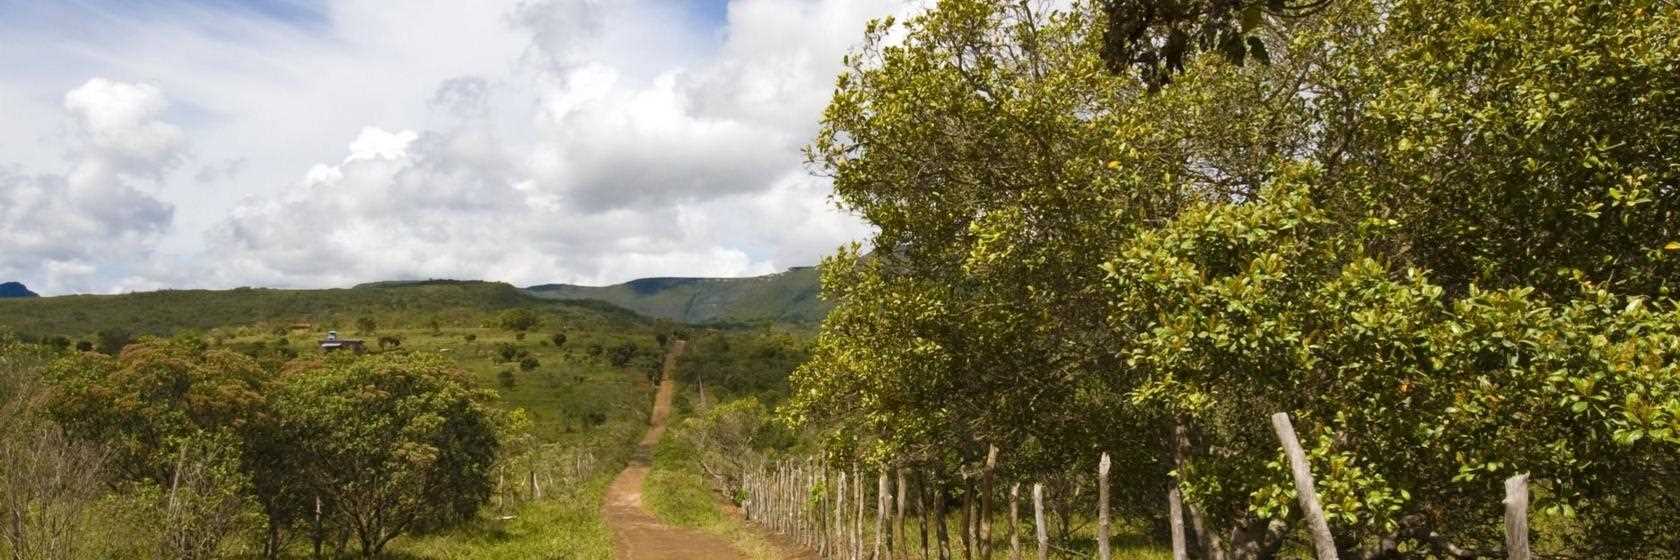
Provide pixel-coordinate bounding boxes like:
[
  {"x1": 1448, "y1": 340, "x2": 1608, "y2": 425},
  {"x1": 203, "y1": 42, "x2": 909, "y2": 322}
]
[
  {"x1": 0, "y1": 282, "x2": 38, "y2": 298},
  {"x1": 524, "y1": 266, "x2": 826, "y2": 326}
]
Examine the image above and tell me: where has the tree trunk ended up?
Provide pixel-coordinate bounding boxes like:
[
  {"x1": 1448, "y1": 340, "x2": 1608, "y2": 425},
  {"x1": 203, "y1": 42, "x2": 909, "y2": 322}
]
[
  {"x1": 1270, "y1": 413, "x2": 1337, "y2": 560},
  {"x1": 1168, "y1": 487, "x2": 1189, "y2": 560}
]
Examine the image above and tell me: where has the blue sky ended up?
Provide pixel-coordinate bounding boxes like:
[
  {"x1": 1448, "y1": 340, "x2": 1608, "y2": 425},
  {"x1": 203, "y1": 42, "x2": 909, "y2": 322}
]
[{"x1": 0, "y1": 0, "x2": 907, "y2": 295}]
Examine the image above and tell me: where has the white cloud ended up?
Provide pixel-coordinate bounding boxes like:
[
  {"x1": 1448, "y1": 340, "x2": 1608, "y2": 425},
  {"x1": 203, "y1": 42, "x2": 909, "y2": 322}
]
[
  {"x1": 0, "y1": 78, "x2": 180, "y2": 294},
  {"x1": 1, "y1": 0, "x2": 911, "y2": 294}
]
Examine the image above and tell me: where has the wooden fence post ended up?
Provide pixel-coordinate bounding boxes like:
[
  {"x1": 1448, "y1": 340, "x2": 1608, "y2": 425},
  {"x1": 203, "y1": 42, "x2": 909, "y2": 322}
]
[
  {"x1": 838, "y1": 472, "x2": 848, "y2": 560},
  {"x1": 856, "y1": 468, "x2": 865, "y2": 560},
  {"x1": 1505, "y1": 474, "x2": 1530, "y2": 560},
  {"x1": 1031, "y1": 483, "x2": 1047, "y2": 560},
  {"x1": 1270, "y1": 412, "x2": 1338, "y2": 560},
  {"x1": 918, "y1": 471, "x2": 932, "y2": 560},
  {"x1": 896, "y1": 467, "x2": 908, "y2": 560},
  {"x1": 1009, "y1": 483, "x2": 1021, "y2": 560},
  {"x1": 934, "y1": 480, "x2": 950, "y2": 560},
  {"x1": 878, "y1": 469, "x2": 889, "y2": 560},
  {"x1": 1168, "y1": 486, "x2": 1189, "y2": 560},
  {"x1": 982, "y1": 446, "x2": 997, "y2": 560},
  {"x1": 1098, "y1": 452, "x2": 1112, "y2": 560},
  {"x1": 961, "y1": 472, "x2": 974, "y2": 560}
]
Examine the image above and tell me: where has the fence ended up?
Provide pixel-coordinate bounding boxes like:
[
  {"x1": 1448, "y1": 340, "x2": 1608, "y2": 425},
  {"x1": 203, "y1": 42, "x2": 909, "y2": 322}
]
[{"x1": 740, "y1": 413, "x2": 1533, "y2": 560}]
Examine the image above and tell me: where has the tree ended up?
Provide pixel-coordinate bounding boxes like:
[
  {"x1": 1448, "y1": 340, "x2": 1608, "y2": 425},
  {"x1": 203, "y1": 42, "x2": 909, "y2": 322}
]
[
  {"x1": 550, "y1": 332, "x2": 567, "y2": 348},
  {"x1": 518, "y1": 357, "x2": 539, "y2": 372},
  {"x1": 0, "y1": 335, "x2": 112, "y2": 560},
  {"x1": 795, "y1": 0, "x2": 1680, "y2": 557},
  {"x1": 354, "y1": 317, "x2": 377, "y2": 335},
  {"x1": 41, "y1": 338, "x2": 275, "y2": 557},
  {"x1": 608, "y1": 342, "x2": 638, "y2": 368},
  {"x1": 496, "y1": 309, "x2": 540, "y2": 332},
  {"x1": 275, "y1": 353, "x2": 499, "y2": 558},
  {"x1": 1098, "y1": 0, "x2": 1329, "y2": 89},
  {"x1": 46, "y1": 338, "x2": 268, "y2": 483},
  {"x1": 496, "y1": 343, "x2": 521, "y2": 363}
]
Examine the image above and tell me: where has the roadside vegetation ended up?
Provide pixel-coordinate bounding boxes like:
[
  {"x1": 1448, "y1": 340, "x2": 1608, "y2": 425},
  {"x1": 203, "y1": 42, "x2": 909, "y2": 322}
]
[{"x1": 0, "y1": 283, "x2": 671, "y2": 559}]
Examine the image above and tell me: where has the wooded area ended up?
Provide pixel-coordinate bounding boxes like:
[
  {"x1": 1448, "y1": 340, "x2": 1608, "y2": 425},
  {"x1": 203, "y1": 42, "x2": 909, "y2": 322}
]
[{"x1": 784, "y1": 0, "x2": 1680, "y2": 558}]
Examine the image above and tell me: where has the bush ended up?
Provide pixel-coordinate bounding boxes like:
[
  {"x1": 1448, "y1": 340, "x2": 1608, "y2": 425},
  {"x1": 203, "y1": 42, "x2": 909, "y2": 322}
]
[
  {"x1": 519, "y1": 357, "x2": 540, "y2": 372},
  {"x1": 497, "y1": 309, "x2": 539, "y2": 332},
  {"x1": 497, "y1": 369, "x2": 517, "y2": 388}
]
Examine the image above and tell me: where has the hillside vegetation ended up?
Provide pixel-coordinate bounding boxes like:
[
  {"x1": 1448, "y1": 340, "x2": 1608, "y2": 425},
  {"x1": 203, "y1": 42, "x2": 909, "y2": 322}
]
[
  {"x1": 0, "y1": 280, "x2": 645, "y2": 340},
  {"x1": 526, "y1": 266, "x2": 827, "y2": 326},
  {"x1": 0, "y1": 279, "x2": 685, "y2": 558}
]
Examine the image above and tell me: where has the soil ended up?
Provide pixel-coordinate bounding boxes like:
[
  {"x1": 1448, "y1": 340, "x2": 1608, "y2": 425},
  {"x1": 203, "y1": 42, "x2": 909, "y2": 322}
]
[{"x1": 603, "y1": 340, "x2": 808, "y2": 560}]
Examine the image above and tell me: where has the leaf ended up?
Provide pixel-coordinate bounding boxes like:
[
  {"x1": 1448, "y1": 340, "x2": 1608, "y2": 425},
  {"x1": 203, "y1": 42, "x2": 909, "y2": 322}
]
[
  {"x1": 1241, "y1": 5, "x2": 1263, "y2": 32},
  {"x1": 1665, "y1": 241, "x2": 1680, "y2": 253}
]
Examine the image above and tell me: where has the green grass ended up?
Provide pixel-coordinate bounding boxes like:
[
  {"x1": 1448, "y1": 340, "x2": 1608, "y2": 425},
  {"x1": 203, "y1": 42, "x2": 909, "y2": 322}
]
[
  {"x1": 384, "y1": 473, "x2": 618, "y2": 560},
  {"x1": 642, "y1": 410, "x2": 782, "y2": 560},
  {"x1": 526, "y1": 266, "x2": 829, "y2": 326}
]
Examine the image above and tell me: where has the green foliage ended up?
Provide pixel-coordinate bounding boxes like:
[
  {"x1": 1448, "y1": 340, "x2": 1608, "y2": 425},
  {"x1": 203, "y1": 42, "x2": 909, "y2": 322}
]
[
  {"x1": 679, "y1": 331, "x2": 809, "y2": 402},
  {"x1": 551, "y1": 332, "x2": 567, "y2": 348},
  {"x1": 496, "y1": 343, "x2": 524, "y2": 362},
  {"x1": 354, "y1": 317, "x2": 377, "y2": 334},
  {"x1": 497, "y1": 308, "x2": 540, "y2": 332},
  {"x1": 274, "y1": 353, "x2": 501, "y2": 557},
  {"x1": 793, "y1": 0, "x2": 1680, "y2": 557},
  {"x1": 518, "y1": 356, "x2": 540, "y2": 372},
  {"x1": 46, "y1": 339, "x2": 268, "y2": 483},
  {"x1": 0, "y1": 281, "x2": 647, "y2": 341},
  {"x1": 497, "y1": 369, "x2": 517, "y2": 388}
]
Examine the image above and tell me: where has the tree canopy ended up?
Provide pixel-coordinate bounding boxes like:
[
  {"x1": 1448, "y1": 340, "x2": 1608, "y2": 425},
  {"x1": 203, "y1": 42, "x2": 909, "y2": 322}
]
[{"x1": 791, "y1": 0, "x2": 1680, "y2": 557}]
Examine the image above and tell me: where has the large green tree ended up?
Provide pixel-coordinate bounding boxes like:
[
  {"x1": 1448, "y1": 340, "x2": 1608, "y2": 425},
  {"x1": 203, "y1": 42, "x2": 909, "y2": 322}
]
[
  {"x1": 275, "y1": 353, "x2": 500, "y2": 558},
  {"x1": 793, "y1": 0, "x2": 1680, "y2": 557}
]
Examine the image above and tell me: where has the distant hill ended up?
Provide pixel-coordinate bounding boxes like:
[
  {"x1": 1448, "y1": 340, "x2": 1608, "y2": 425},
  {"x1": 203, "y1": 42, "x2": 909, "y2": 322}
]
[
  {"x1": 525, "y1": 266, "x2": 828, "y2": 326},
  {"x1": 0, "y1": 281, "x2": 646, "y2": 338},
  {"x1": 0, "y1": 282, "x2": 38, "y2": 298}
]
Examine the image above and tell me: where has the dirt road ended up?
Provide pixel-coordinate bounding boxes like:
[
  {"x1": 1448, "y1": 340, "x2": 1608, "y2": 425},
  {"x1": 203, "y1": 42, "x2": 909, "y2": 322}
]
[{"x1": 602, "y1": 340, "x2": 747, "y2": 560}]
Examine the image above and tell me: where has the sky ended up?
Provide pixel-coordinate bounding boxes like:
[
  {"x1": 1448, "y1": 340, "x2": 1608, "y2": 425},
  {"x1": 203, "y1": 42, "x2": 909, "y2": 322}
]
[{"x1": 0, "y1": 0, "x2": 914, "y2": 295}]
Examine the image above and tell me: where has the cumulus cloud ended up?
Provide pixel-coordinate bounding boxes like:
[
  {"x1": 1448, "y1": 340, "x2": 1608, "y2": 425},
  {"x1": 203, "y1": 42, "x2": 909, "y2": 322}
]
[
  {"x1": 3, "y1": 0, "x2": 907, "y2": 294},
  {"x1": 0, "y1": 78, "x2": 180, "y2": 294}
]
